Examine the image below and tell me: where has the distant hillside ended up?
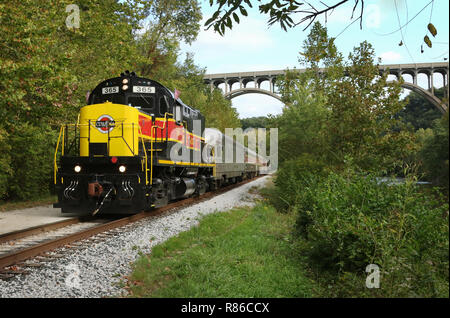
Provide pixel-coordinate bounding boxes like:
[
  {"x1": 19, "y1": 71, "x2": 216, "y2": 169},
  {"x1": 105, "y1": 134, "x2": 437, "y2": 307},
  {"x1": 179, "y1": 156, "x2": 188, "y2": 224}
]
[
  {"x1": 240, "y1": 116, "x2": 270, "y2": 130},
  {"x1": 397, "y1": 86, "x2": 446, "y2": 130}
]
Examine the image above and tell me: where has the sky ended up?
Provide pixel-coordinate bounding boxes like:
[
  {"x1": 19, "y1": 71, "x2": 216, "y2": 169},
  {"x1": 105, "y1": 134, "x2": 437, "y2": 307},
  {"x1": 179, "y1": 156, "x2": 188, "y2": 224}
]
[{"x1": 179, "y1": 0, "x2": 449, "y2": 119}]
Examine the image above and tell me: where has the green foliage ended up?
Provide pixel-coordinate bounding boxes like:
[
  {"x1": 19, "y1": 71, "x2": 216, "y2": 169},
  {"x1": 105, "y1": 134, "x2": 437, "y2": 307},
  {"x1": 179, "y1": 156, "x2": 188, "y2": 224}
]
[
  {"x1": 0, "y1": 1, "x2": 74, "y2": 126},
  {"x1": 240, "y1": 116, "x2": 270, "y2": 130},
  {"x1": 0, "y1": 0, "x2": 238, "y2": 202},
  {"x1": 275, "y1": 23, "x2": 414, "y2": 173},
  {"x1": 397, "y1": 88, "x2": 444, "y2": 131},
  {"x1": 290, "y1": 172, "x2": 448, "y2": 297},
  {"x1": 266, "y1": 21, "x2": 449, "y2": 297},
  {"x1": 275, "y1": 72, "x2": 330, "y2": 163},
  {"x1": 0, "y1": 127, "x2": 12, "y2": 199},
  {"x1": 7, "y1": 124, "x2": 58, "y2": 200},
  {"x1": 205, "y1": 0, "x2": 437, "y2": 57},
  {"x1": 136, "y1": 0, "x2": 202, "y2": 79},
  {"x1": 417, "y1": 113, "x2": 449, "y2": 188},
  {"x1": 267, "y1": 156, "x2": 329, "y2": 212},
  {"x1": 205, "y1": 0, "x2": 363, "y2": 35}
]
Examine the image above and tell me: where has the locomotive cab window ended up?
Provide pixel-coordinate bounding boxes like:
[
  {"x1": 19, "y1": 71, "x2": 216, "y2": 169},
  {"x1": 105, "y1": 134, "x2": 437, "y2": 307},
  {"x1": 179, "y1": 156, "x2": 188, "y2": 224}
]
[
  {"x1": 159, "y1": 96, "x2": 169, "y2": 116},
  {"x1": 128, "y1": 95, "x2": 155, "y2": 114},
  {"x1": 91, "y1": 93, "x2": 125, "y2": 105},
  {"x1": 183, "y1": 106, "x2": 191, "y2": 118}
]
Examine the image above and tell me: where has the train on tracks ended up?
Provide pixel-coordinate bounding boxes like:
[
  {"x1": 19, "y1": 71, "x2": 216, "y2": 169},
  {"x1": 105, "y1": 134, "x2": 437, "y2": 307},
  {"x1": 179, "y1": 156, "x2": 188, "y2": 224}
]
[{"x1": 53, "y1": 71, "x2": 267, "y2": 215}]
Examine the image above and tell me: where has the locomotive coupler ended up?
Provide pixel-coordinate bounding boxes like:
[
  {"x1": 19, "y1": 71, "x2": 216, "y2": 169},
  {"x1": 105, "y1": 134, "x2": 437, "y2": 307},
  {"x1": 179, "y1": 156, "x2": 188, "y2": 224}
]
[{"x1": 88, "y1": 182, "x2": 103, "y2": 197}]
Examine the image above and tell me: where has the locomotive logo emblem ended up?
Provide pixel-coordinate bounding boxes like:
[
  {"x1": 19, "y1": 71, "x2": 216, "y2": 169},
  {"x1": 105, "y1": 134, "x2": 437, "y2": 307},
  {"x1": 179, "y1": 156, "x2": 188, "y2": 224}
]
[{"x1": 95, "y1": 115, "x2": 115, "y2": 133}]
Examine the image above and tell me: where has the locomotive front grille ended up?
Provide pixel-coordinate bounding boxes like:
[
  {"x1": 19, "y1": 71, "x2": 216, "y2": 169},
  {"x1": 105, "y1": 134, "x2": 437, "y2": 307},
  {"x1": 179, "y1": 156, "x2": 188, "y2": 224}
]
[{"x1": 89, "y1": 142, "x2": 107, "y2": 156}]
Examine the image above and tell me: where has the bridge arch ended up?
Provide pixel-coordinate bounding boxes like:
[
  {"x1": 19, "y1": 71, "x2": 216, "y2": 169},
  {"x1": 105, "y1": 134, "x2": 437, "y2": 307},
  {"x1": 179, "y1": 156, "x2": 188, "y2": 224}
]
[
  {"x1": 222, "y1": 82, "x2": 447, "y2": 113},
  {"x1": 390, "y1": 81, "x2": 448, "y2": 114},
  {"x1": 224, "y1": 87, "x2": 282, "y2": 102}
]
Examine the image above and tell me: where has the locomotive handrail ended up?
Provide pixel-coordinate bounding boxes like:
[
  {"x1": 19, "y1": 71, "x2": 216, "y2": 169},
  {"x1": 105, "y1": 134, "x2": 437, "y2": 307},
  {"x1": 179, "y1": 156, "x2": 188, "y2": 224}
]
[
  {"x1": 54, "y1": 122, "x2": 153, "y2": 185},
  {"x1": 54, "y1": 126, "x2": 64, "y2": 184},
  {"x1": 138, "y1": 125, "x2": 149, "y2": 185},
  {"x1": 152, "y1": 112, "x2": 173, "y2": 142}
]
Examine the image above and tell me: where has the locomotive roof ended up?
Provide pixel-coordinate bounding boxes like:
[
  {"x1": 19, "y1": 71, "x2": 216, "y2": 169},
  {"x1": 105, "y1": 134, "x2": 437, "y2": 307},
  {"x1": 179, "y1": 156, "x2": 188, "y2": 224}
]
[{"x1": 88, "y1": 72, "x2": 199, "y2": 115}]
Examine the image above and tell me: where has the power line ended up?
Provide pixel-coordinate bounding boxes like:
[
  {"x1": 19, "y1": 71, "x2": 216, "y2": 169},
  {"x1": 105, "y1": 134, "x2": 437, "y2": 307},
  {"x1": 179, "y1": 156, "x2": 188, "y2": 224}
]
[
  {"x1": 394, "y1": 0, "x2": 415, "y2": 64},
  {"x1": 334, "y1": 16, "x2": 361, "y2": 39},
  {"x1": 375, "y1": 0, "x2": 433, "y2": 36},
  {"x1": 428, "y1": 0, "x2": 434, "y2": 24}
]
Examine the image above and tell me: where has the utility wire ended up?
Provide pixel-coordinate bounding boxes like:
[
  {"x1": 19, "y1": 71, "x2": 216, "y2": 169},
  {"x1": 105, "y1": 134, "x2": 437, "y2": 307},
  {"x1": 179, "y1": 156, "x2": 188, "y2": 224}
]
[
  {"x1": 394, "y1": 0, "x2": 415, "y2": 64},
  {"x1": 334, "y1": 16, "x2": 361, "y2": 39},
  {"x1": 428, "y1": 0, "x2": 434, "y2": 24},
  {"x1": 375, "y1": 0, "x2": 433, "y2": 36}
]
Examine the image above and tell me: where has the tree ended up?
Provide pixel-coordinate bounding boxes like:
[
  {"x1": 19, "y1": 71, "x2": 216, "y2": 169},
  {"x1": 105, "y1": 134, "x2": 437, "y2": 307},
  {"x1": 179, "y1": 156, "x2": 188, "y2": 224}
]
[
  {"x1": 417, "y1": 112, "x2": 449, "y2": 188},
  {"x1": 0, "y1": 0, "x2": 146, "y2": 126},
  {"x1": 240, "y1": 116, "x2": 270, "y2": 129},
  {"x1": 327, "y1": 40, "x2": 411, "y2": 171},
  {"x1": 0, "y1": 0, "x2": 236, "y2": 201},
  {"x1": 135, "y1": 0, "x2": 202, "y2": 78},
  {"x1": 205, "y1": 0, "x2": 439, "y2": 51},
  {"x1": 276, "y1": 22, "x2": 413, "y2": 172},
  {"x1": 397, "y1": 88, "x2": 446, "y2": 131},
  {"x1": 205, "y1": 0, "x2": 364, "y2": 34}
]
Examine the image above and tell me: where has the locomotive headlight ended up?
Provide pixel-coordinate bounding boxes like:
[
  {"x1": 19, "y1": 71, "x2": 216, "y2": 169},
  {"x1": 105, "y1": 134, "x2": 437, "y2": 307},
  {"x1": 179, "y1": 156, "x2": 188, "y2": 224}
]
[
  {"x1": 122, "y1": 85, "x2": 129, "y2": 91},
  {"x1": 74, "y1": 165, "x2": 82, "y2": 173},
  {"x1": 122, "y1": 78, "x2": 129, "y2": 84},
  {"x1": 119, "y1": 165, "x2": 126, "y2": 173}
]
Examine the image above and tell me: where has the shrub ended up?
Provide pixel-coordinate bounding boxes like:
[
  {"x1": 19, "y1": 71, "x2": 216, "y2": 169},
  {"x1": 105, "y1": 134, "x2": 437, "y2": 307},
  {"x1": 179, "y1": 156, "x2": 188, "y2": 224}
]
[
  {"x1": 268, "y1": 154, "x2": 329, "y2": 212},
  {"x1": 0, "y1": 127, "x2": 12, "y2": 199},
  {"x1": 7, "y1": 123, "x2": 58, "y2": 200},
  {"x1": 293, "y1": 172, "x2": 448, "y2": 297},
  {"x1": 418, "y1": 113, "x2": 449, "y2": 189}
]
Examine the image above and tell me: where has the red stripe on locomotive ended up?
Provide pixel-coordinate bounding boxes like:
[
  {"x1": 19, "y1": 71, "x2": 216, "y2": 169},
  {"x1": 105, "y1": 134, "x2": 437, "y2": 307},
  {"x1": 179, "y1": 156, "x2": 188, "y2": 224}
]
[{"x1": 138, "y1": 115, "x2": 201, "y2": 150}]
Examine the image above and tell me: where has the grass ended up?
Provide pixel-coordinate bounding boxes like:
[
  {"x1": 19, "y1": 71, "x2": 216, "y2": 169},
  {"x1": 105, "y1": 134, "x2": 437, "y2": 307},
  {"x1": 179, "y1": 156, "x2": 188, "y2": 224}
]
[
  {"x1": 0, "y1": 194, "x2": 57, "y2": 212},
  {"x1": 123, "y1": 203, "x2": 315, "y2": 298}
]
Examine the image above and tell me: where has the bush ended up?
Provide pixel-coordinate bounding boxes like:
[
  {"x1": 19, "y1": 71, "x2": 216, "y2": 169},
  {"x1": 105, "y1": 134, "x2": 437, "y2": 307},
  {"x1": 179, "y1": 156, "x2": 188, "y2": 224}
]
[
  {"x1": 268, "y1": 154, "x2": 329, "y2": 212},
  {"x1": 0, "y1": 127, "x2": 12, "y2": 199},
  {"x1": 292, "y1": 172, "x2": 448, "y2": 297},
  {"x1": 7, "y1": 124, "x2": 58, "y2": 200},
  {"x1": 418, "y1": 113, "x2": 449, "y2": 189}
]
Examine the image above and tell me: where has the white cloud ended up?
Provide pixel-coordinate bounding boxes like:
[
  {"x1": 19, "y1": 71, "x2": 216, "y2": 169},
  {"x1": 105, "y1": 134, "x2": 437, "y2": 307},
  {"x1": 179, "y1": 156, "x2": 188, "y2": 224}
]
[
  {"x1": 379, "y1": 51, "x2": 402, "y2": 63},
  {"x1": 181, "y1": 17, "x2": 274, "y2": 65},
  {"x1": 231, "y1": 94, "x2": 284, "y2": 119}
]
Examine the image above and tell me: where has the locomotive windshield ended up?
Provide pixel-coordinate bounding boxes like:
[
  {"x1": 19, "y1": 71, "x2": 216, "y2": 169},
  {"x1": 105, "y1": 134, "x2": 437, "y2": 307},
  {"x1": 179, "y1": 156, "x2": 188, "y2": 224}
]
[
  {"x1": 91, "y1": 92, "x2": 125, "y2": 105},
  {"x1": 88, "y1": 75, "x2": 172, "y2": 117},
  {"x1": 127, "y1": 95, "x2": 155, "y2": 113}
]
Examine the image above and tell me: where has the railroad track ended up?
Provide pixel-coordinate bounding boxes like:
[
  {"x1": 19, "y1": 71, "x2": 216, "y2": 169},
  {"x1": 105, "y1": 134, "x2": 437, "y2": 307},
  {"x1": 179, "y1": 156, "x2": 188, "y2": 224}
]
[{"x1": 0, "y1": 176, "x2": 263, "y2": 280}]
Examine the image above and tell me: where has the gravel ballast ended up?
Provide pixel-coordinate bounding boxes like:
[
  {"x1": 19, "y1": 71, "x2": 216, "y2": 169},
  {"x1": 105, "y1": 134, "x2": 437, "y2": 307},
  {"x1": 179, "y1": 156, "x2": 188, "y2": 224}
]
[{"x1": 0, "y1": 176, "x2": 269, "y2": 298}]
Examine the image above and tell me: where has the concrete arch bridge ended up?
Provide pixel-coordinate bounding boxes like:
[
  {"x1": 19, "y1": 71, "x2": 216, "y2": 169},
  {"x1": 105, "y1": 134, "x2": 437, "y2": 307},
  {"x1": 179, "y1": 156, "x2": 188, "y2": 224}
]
[{"x1": 204, "y1": 62, "x2": 449, "y2": 114}]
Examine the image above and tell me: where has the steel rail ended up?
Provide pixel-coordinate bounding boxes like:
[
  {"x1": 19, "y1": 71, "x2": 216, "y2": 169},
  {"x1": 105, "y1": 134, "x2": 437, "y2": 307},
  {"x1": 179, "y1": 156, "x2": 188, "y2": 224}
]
[
  {"x1": 0, "y1": 176, "x2": 263, "y2": 269},
  {"x1": 0, "y1": 218, "x2": 81, "y2": 244}
]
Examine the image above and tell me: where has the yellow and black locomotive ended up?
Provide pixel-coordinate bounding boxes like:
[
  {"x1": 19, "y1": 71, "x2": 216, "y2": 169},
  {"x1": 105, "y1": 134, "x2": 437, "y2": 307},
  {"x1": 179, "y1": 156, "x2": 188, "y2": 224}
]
[{"x1": 53, "y1": 71, "x2": 260, "y2": 215}]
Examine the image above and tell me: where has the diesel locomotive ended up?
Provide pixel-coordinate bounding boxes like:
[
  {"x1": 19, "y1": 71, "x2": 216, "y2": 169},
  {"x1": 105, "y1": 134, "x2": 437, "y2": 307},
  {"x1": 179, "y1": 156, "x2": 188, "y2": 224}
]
[{"x1": 53, "y1": 71, "x2": 263, "y2": 215}]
